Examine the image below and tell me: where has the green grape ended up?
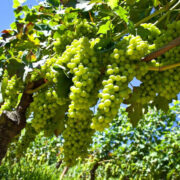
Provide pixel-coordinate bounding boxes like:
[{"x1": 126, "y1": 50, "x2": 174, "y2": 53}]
[
  {"x1": 139, "y1": 67, "x2": 180, "y2": 103},
  {"x1": 154, "y1": 20, "x2": 180, "y2": 66},
  {"x1": 53, "y1": 19, "x2": 97, "y2": 54},
  {"x1": 28, "y1": 87, "x2": 68, "y2": 134},
  {"x1": 0, "y1": 71, "x2": 24, "y2": 113},
  {"x1": 140, "y1": 23, "x2": 161, "y2": 43}
]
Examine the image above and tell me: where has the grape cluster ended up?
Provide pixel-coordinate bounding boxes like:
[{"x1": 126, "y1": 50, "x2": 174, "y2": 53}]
[
  {"x1": 133, "y1": 21, "x2": 180, "y2": 104},
  {"x1": 138, "y1": 67, "x2": 180, "y2": 103},
  {"x1": 53, "y1": 19, "x2": 97, "y2": 54},
  {"x1": 29, "y1": 87, "x2": 68, "y2": 135},
  {"x1": 0, "y1": 71, "x2": 23, "y2": 113},
  {"x1": 137, "y1": 21, "x2": 180, "y2": 103},
  {"x1": 140, "y1": 23, "x2": 161, "y2": 43},
  {"x1": 154, "y1": 20, "x2": 180, "y2": 66},
  {"x1": 56, "y1": 37, "x2": 101, "y2": 165},
  {"x1": 91, "y1": 35, "x2": 150, "y2": 131}
]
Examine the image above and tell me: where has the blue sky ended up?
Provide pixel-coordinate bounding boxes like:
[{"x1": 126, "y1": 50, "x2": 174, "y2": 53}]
[{"x1": 0, "y1": 0, "x2": 42, "y2": 33}]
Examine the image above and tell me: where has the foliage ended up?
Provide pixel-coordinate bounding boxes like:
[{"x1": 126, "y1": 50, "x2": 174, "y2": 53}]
[
  {"x1": 1, "y1": 102, "x2": 180, "y2": 179},
  {"x1": 0, "y1": 0, "x2": 180, "y2": 166},
  {"x1": 86, "y1": 101, "x2": 180, "y2": 179}
]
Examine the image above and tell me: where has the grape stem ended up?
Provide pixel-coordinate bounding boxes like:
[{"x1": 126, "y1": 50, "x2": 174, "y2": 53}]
[
  {"x1": 113, "y1": 0, "x2": 177, "y2": 41},
  {"x1": 142, "y1": 36, "x2": 180, "y2": 62},
  {"x1": 148, "y1": 62, "x2": 180, "y2": 71}
]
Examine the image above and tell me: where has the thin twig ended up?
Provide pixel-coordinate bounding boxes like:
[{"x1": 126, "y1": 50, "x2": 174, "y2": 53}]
[
  {"x1": 148, "y1": 62, "x2": 180, "y2": 71},
  {"x1": 59, "y1": 166, "x2": 69, "y2": 180},
  {"x1": 155, "y1": 0, "x2": 180, "y2": 25}
]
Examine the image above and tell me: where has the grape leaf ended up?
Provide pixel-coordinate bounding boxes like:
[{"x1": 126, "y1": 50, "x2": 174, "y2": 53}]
[
  {"x1": 13, "y1": 0, "x2": 21, "y2": 8},
  {"x1": 47, "y1": 0, "x2": 60, "y2": 7},
  {"x1": 94, "y1": 37, "x2": 114, "y2": 52},
  {"x1": 127, "y1": 21, "x2": 135, "y2": 35},
  {"x1": 115, "y1": 6, "x2": 128, "y2": 23},
  {"x1": 151, "y1": 96, "x2": 171, "y2": 112},
  {"x1": 97, "y1": 20, "x2": 113, "y2": 34},
  {"x1": 137, "y1": 26, "x2": 151, "y2": 40},
  {"x1": 6, "y1": 58, "x2": 25, "y2": 78},
  {"x1": 53, "y1": 66, "x2": 72, "y2": 98},
  {"x1": 126, "y1": 103, "x2": 143, "y2": 127},
  {"x1": 108, "y1": 0, "x2": 119, "y2": 9},
  {"x1": 54, "y1": 104, "x2": 68, "y2": 136},
  {"x1": 153, "y1": 0, "x2": 160, "y2": 7},
  {"x1": 90, "y1": 0, "x2": 103, "y2": 3}
]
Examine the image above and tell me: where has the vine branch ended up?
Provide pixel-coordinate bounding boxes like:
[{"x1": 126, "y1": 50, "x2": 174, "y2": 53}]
[
  {"x1": 148, "y1": 62, "x2": 180, "y2": 71},
  {"x1": 142, "y1": 36, "x2": 180, "y2": 62}
]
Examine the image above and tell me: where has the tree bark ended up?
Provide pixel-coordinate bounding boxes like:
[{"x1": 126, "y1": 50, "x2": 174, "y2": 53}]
[{"x1": 90, "y1": 162, "x2": 99, "y2": 180}]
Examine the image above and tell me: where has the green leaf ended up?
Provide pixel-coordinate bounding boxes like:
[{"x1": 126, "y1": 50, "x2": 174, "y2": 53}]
[
  {"x1": 151, "y1": 96, "x2": 170, "y2": 112},
  {"x1": 54, "y1": 104, "x2": 68, "y2": 136},
  {"x1": 13, "y1": 0, "x2": 27, "y2": 8},
  {"x1": 13, "y1": 0, "x2": 21, "y2": 8},
  {"x1": 1, "y1": 75, "x2": 8, "y2": 100},
  {"x1": 127, "y1": 103, "x2": 143, "y2": 127},
  {"x1": 137, "y1": 26, "x2": 151, "y2": 40},
  {"x1": 53, "y1": 67, "x2": 72, "y2": 98},
  {"x1": 108, "y1": 0, "x2": 119, "y2": 9},
  {"x1": 6, "y1": 58, "x2": 25, "y2": 78},
  {"x1": 53, "y1": 64, "x2": 66, "y2": 72},
  {"x1": 47, "y1": 0, "x2": 60, "y2": 7},
  {"x1": 115, "y1": 6, "x2": 128, "y2": 23},
  {"x1": 94, "y1": 37, "x2": 114, "y2": 52},
  {"x1": 34, "y1": 24, "x2": 51, "y2": 31},
  {"x1": 153, "y1": 0, "x2": 160, "y2": 7},
  {"x1": 90, "y1": 0, "x2": 103, "y2": 3},
  {"x1": 127, "y1": 21, "x2": 135, "y2": 35},
  {"x1": 97, "y1": 20, "x2": 112, "y2": 34}
]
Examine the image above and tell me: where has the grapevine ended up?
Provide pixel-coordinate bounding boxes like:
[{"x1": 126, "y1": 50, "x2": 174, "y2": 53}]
[{"x1": 0, "y1": 0, "x2": 180, "y2": 167}]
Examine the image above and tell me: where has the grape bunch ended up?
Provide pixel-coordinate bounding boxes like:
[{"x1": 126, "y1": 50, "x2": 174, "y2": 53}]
[
  {"x1": 137, "y1": 20, "x2": 180, "y2": 103},
  {"x1": 0, "y1": 71, "x2": 24, "y2": 113},
  {"x1": 138, "y1": 67, "x2": 180, "y2": 103},
  {"x1": 55, "y1": 37, "x2": 101, "y2": 165},
  {"x1": 29, "y1": 87, "x2": 68, "y2": 136},
  {"x1": 140, "y1": 23, "x2": 161, "y2": 43},
  {"x1": 128, "y1": 21, "x2": 180, "y2": 105},
  {"x1": 91, "y1": 35, "x2": 150, "y2": 131},
  {"x1": 154, "y1": 20, "x2": 180, "y2": 66},
  {"x1": 53, "y1": 19, "x2": 97, "y2": 54}
]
